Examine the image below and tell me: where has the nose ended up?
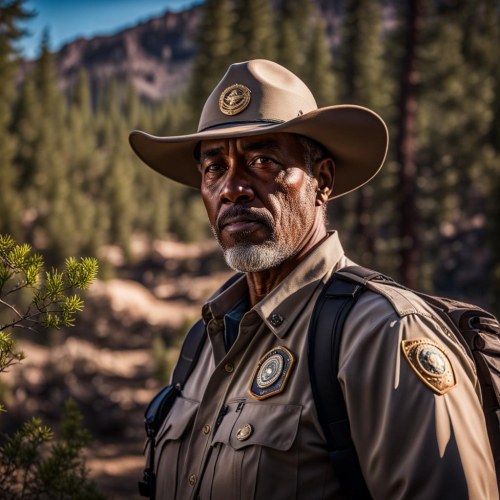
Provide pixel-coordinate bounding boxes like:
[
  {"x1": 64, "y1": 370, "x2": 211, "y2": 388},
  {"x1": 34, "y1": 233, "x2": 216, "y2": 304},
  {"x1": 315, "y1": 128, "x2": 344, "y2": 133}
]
[{"x1": 219, "y1": 166, "x2": 255, "y2": 205}]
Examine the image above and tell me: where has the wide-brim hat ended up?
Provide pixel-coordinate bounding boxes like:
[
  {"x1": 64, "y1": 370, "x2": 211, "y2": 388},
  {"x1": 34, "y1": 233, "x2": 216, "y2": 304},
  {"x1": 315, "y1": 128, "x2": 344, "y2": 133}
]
[{"x1": 129, "y1": 59, "x2": 388, "y2": 200}]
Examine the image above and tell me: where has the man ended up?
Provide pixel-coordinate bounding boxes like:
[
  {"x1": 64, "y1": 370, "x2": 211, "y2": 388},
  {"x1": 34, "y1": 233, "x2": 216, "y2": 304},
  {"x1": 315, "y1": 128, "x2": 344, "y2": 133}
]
[{"x1": 130, "y1": 60, "x2": 497, "y2": 499}]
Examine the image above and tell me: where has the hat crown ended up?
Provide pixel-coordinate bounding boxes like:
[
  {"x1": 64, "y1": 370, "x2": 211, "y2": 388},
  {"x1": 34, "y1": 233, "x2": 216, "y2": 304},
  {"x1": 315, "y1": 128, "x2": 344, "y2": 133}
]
[{"x1": 198, "y1": 59, "x2": 318, "y2": 132}]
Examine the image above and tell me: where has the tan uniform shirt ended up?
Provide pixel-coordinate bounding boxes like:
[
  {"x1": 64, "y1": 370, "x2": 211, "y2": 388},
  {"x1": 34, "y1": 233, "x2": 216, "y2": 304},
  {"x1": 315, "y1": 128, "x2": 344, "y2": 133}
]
[{"x1": 152, "y1": 231, "x2": 498, "y2": 499}]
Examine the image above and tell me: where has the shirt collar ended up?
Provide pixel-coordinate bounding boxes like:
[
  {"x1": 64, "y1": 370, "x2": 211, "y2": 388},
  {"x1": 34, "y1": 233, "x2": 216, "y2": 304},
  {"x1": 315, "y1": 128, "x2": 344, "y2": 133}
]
[
  {"x1": 254, "y1": 230, "x2": 345, "y2": 338},
  {"x1": 202, "y1": 230, "x2": 345, "y2": 338}
]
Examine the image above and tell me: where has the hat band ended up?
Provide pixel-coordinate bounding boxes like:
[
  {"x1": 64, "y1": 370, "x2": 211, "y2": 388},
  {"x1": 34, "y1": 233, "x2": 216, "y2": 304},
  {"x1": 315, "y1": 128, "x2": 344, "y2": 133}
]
[{"x1": 199, "y1": 119, "x2": 285, "y2": 133}]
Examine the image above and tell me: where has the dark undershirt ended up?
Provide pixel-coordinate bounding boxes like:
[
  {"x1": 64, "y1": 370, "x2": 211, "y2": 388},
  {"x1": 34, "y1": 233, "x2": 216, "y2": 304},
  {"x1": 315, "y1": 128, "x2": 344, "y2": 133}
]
[{"x1": 223, "y1": 292, "x2": 251, "y2": 352}]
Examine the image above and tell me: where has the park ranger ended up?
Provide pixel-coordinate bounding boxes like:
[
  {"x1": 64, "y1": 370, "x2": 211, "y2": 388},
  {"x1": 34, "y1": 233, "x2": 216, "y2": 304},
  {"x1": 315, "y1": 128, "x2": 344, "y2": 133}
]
[{"x1": 129, "y1": 60, "x2": 498, "y2": 499}]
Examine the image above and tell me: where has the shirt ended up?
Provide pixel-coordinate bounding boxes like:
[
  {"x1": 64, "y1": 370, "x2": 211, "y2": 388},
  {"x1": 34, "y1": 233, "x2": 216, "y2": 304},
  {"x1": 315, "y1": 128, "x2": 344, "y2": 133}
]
[{"x1": 150, "y1": 231, "x2": 498, "y2": 499}]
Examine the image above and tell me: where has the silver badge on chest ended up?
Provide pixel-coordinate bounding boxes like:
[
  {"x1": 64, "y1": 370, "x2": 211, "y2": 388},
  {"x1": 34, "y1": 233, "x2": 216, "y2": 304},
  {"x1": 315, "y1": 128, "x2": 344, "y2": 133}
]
[{"x1": 249, "y1": 346, "x2": 295, "y2": 400}]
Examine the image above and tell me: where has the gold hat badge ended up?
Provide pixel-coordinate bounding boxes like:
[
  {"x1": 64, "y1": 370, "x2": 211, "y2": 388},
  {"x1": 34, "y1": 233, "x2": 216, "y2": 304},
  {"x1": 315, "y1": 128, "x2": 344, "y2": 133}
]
[{"x1": 219, "y1": 84, "x2": 251, "y2": 116}]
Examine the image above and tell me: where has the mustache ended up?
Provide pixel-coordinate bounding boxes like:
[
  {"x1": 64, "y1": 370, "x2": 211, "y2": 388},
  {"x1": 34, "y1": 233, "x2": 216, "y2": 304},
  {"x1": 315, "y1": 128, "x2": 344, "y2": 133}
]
[{"x1": 217, "y1": 206, "x2": 274, "y2": 233}]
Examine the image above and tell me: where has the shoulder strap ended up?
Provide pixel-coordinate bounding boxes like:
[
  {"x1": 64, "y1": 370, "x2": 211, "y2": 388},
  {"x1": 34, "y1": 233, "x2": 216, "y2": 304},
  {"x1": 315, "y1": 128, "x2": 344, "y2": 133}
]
[
  {"x1": 139, "y1": 272, "x2": 244, "y2": 499},
  {"x1": 308, "y1": 265, "x2": 387, "y2": 499},
  {"x1": 172, "y1": 318, "x2": 207, "y2": 390},
  {"x1": 140, "y1": 318, "x2": 207, "y2": 499}
]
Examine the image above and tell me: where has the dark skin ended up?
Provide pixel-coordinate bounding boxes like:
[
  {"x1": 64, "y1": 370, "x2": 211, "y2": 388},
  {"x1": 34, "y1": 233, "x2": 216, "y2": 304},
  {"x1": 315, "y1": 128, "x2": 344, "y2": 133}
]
[{"x1": 199, "y1": 132, "x2": 335, "y2": 307}]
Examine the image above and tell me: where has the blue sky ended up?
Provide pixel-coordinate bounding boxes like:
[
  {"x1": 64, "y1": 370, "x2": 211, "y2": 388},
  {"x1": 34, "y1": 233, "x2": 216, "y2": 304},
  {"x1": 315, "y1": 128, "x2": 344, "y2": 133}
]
[{"x1": 16, "y1": 0, "x2": 204, "y2": 59}]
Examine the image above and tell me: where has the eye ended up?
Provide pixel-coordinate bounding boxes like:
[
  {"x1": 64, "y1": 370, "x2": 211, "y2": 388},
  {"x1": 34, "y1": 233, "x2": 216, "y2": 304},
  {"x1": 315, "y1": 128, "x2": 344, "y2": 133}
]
[
  {"x1": 252, "y1": 156, "x2": 273, "y2": 165},
  {"x1": 205, "y1": 163, "x2": 224, "y2": 174}
]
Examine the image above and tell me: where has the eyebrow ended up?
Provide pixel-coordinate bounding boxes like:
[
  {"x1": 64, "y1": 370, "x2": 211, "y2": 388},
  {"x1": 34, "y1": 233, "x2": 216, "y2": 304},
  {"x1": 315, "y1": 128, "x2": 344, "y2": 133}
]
[
  {"x1": 198, "y1": 140, "x2": 281, "y2": 167},
  {"x1": 199, "y1": 146, "x2": 225, "y2": 165}
]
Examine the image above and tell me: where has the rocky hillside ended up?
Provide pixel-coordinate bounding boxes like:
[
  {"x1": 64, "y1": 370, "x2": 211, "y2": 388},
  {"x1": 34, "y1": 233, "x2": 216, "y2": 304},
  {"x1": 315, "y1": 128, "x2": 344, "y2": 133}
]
[
  {"x1": 18, "y1": 0, "x2": 344, "y2": 102},
  {"x1": 20, "y1": 4, "x2": 202, "y2": 101}
]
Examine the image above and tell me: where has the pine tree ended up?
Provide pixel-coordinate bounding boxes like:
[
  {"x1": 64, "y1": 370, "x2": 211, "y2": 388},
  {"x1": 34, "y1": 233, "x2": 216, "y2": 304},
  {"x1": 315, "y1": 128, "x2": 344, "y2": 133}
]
[
  {"x1": 276, "y1": 17, "x2": 304, "y2": 77},
  {"x1": 30, "y1": 33, "x2": 78, "y2": 263},
  {"x1": 0, "y1": 0, "x2": 33, "y2": 238},
  {"x1": 337, "y1": 0, "x2": 384, "y2": 109},
  {"x1": 414, "y1": 0, "x2": 500, "y2": 297},
  {"x1": 394, "y1": 0, "x2": 425, "y2": 289},
  {"x1": 303, "y1": 17, "x2": 335, "y2": 108},
  {"x1": 124, "y1": 82, "x2": 141, "y2": 128},
  {"x1": 276, "y1": 0, "x2": 314, "y2": 80},
  {"x1": 230, "y1": 0, "x2": 276, "y2": 62},
  {"x1": 334, "y1": 0, "x2": 385, "y2": 269},
  {"x1": 187, "y1": 0, "x2": 236, "y2": 124},
  {"x1": 67, "y1": 70, "x2": 109, "y2": 255}
]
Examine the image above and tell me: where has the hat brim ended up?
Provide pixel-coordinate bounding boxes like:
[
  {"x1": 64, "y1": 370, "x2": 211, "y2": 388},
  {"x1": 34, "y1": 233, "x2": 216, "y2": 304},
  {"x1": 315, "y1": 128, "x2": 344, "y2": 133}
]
[{"x1": 129, "y1": 105, "x2": 388, "y2": 200}]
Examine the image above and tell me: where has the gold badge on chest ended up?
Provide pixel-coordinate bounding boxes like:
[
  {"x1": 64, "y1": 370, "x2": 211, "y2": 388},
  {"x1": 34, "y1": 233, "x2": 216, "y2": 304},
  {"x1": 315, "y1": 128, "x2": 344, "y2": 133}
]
[{"x1": 248, "y1": 346, "x2": 295, "y2": 400}]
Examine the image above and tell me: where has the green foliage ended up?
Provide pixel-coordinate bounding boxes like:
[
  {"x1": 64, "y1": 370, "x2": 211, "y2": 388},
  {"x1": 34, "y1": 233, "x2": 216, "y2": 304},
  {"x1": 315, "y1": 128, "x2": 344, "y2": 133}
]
[
  {"x1": 0, "y1": 0, "x2": 33, "y2": 240},
  {"x1": 187, "y1": 0, "x2": 236, "y2": 123},
  {"x1": 0, "y1": 399, "x2": 107, "y2": 500},
  {"x1": 0, "y1": 234, "x2": 98, "y2": 373},
  {"x1": 1, "y1": 0, "x2": 500, "y2": 311},
  {"x1": 231, "y1": 0, "x2": 276, "y2": 61},
  {"x1": 303, "y1": 17, "x2": 335, "y2": 107}
]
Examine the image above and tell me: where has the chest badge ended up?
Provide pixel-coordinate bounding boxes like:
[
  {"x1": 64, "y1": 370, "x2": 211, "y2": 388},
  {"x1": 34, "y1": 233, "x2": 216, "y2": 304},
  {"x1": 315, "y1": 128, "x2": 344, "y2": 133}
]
[
  {"x1": 248, "y1": 346, "x2": 295, "y2": 400},
  {"x1": 402, "y1": 338, "x2": 457, "y2": 395}
]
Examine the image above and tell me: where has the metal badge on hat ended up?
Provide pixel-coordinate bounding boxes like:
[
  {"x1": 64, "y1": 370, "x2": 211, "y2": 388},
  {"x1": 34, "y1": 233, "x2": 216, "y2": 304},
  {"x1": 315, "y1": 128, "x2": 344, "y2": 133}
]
[{"x1": 248, "y1": 346, "x2": 295, "y2": 400}]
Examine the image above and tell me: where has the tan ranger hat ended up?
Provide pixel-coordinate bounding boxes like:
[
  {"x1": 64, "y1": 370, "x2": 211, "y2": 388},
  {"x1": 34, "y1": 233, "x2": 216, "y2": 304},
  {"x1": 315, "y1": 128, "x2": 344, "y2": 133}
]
[{"x1": 129, "y1": 59, "x2": 389, "y2": 200}]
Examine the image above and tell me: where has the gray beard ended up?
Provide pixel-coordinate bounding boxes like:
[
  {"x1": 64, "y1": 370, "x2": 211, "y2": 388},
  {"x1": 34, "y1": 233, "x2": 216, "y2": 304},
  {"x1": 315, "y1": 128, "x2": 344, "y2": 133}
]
[
  {"x1": 222, "y1": 239, "x2": 294, "y2": 273},
  {"x1": 210, "y1": 225, "x2": 296, "y2": 273}
]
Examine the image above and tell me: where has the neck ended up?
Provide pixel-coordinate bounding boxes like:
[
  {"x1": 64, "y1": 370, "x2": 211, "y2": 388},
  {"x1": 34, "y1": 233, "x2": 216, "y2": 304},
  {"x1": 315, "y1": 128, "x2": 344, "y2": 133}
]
[{"x1": 245, "y1": 221, "x2": 328, "y2": 307}]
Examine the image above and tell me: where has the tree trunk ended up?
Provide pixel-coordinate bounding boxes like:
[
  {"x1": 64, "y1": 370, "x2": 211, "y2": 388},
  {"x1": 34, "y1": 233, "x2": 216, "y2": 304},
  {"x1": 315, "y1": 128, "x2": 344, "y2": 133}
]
[
  {"x1": 396, "y1": 0, "x2": 424, "y2": 289},
  {"x1": 355, "y1": 186, "x2": 375, "y2": 267}
]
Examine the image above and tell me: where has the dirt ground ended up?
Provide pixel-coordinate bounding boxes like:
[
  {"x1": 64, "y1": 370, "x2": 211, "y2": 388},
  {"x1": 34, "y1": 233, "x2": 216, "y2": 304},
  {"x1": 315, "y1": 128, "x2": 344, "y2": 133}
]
[{"x1": 0, "y1": 237, "x2": 233, "y2": 499}]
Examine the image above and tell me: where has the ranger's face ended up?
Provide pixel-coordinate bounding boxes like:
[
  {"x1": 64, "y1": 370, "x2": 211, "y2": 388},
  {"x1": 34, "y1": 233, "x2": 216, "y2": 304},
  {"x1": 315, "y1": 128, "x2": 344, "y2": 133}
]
[{"x1": 198, "y1": 132, "x2": 319, "y2": 272}]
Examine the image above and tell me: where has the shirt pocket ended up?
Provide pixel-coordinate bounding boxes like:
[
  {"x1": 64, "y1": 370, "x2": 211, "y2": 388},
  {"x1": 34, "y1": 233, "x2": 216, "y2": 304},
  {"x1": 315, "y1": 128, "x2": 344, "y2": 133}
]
[
  {"x1": 151, "y1": 396, "x2": 199, "y2": 500},
  {"x1": 204, "y1": 400, "x2": 302, "y2": 500}
]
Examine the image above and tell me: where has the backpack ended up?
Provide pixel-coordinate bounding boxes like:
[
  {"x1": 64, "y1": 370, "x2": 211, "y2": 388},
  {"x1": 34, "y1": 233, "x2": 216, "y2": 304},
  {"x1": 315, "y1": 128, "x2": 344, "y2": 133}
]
[
  {"x1": 308, "y1": 265, "x2": 500, "y2": 499},
  {"x1": 139, "y1": 273, "x2": 243, "y2": 499},
  {"x1": 139, "y1": 267, "x2": 500, "y2": 499}
]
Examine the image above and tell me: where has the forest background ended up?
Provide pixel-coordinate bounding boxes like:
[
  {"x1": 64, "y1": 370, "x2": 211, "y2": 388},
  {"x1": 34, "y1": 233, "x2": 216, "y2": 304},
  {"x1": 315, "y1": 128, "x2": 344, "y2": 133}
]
[{"x1": 1, "y1": 0, "x2": 500, "y2": 498}]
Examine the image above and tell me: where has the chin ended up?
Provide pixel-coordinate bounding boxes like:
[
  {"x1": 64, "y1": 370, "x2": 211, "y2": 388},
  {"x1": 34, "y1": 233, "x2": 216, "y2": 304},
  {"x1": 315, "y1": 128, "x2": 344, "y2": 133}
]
[{"x1": 222, "y1": 240, "x2": 293, "y2": 273}]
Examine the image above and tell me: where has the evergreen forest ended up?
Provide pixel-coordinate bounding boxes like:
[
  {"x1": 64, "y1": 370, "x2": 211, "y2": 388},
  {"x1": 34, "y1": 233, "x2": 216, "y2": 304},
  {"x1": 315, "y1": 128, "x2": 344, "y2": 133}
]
[{"x1": 1, "y1": 0, "x2": 500, "y2": 313}]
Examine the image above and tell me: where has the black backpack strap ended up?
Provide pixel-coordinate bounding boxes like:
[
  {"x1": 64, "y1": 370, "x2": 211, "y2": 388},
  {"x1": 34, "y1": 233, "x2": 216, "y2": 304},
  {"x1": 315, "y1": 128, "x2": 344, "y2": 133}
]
[
  {"x1": 140, "y1": 318, "x2": 207, "y2": 499},
  {"x1": 172, "y1": 318, "x2": 207, "y2": 390},
  {"x1": 139, "y1": 272, "x2": 244, "y2": 498},
  {"x1": 309, "y1": 265, "x2": 389, "y2": 499}
]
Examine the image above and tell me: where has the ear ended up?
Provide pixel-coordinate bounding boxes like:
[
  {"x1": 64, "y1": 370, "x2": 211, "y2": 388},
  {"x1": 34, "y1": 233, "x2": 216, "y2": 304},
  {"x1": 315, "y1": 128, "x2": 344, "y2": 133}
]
[{"x1": 313, "y1": 158, "x2": 335, "y2": 206}]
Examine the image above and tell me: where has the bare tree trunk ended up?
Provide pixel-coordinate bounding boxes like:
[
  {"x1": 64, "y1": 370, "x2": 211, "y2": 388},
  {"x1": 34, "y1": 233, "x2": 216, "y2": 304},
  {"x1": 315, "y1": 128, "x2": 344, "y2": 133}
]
[{"x1": 396, "y1": 0, "x2": 424, "y2": 289}]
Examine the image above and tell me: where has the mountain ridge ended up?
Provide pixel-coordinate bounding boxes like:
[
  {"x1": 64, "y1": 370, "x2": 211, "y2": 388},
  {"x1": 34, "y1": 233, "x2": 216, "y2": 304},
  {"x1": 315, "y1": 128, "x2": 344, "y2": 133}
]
[{"x1": 18, "y1": 0, "x2": 345, "y2": 102}]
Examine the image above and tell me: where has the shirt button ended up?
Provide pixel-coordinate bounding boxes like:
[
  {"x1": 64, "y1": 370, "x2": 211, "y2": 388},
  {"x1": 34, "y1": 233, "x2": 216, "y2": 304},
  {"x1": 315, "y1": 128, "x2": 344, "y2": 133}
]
[
  {"x1": 224, "y1": 363, "x2": 234, "y2": 373},
  {"x1": 242, "y1": 329, "x2": 248, "y2": 334},
  {"x1": 269, "y1": 313, "x2": 284, "y2": 327},
  {"x1": 189, "y1": 474, "x2": 196, "y2": 485},
  {"x1": 203, "y1": 424, "x2": 211, "y2": 434}
]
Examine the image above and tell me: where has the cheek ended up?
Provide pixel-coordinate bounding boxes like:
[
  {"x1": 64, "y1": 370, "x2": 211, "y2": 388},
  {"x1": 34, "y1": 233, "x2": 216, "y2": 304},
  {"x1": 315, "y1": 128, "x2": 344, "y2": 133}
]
[
  {"x1": 269, "y1": 170, "x2": 316, "y2": 226},
  {"x1": 201, "y1": 188, "x2": 217, "y2": 226}
]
